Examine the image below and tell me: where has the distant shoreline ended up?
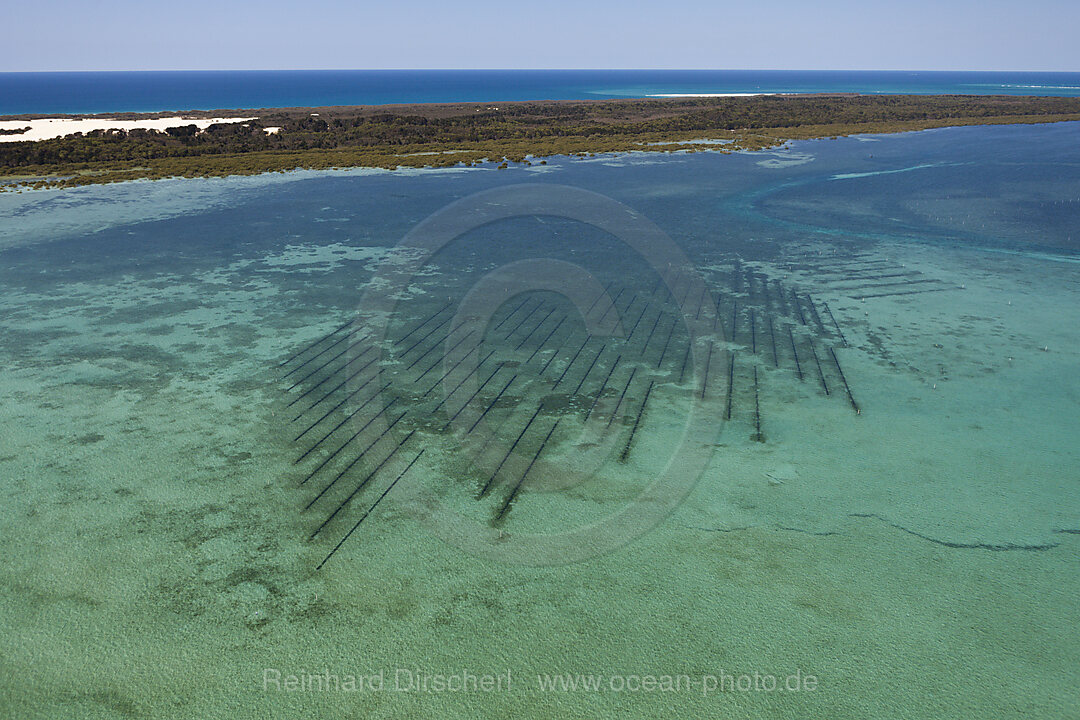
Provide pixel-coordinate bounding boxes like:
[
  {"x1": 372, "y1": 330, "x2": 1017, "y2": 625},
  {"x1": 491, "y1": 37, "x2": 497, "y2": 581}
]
[
  {"x1": 0, "y1": 92, "x2": 861, "y2": 122},
  {"x1": 3, "y1": 94, "x2": 1080, "y2": 191},
  {"x1": 4, "y1": 69, "x2": 1080, "y2": 116}
]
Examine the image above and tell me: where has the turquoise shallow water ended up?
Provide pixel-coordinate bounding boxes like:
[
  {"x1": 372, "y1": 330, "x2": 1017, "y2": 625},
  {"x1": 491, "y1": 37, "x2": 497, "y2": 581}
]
[{"x1": 0, "y1": 123, "x2": 1078, "y2": 717}]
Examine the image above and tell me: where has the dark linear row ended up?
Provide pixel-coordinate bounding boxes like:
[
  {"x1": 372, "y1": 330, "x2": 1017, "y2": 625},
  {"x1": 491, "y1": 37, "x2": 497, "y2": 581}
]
[
  {"x1": 495, "y1": 420, "x2": 560, "y2": 521},
  {"x1": 316, "y1": 449, "x2": 426, "y2": 570},
  {"x1": 413, "y1": 329, "x2": 477, "y2": 385},
  {"x1": 429, "y1": 350, "x2": 497, "y2": 409},
  {"x1": 752, "y1": 367, "x2": 764, "y2": 442},
  {"x1": 289, "y1": 349, "x2": 377, "y2": 412},
  {"x1": 850, "y1": 287, "x2": 959, "y2": 300},
  {"x1": 441, "y1": 364, "x2": 509, "y2": 431},
  {"x1": 478, "y1": 403, "x2": 546, "y2": 498},
  {"x1": 278, "y1": 317, "x2": 354, "y2": 368},
  {"x1": 285, "y1": 268, "x2": 871, "y2": 566},
  {"x1": 304, "y1": 409, "x2": 409, "y2": 510},
  {"x1": 832, "y1": 278, "x2": 946, "y2": 293},
  {"x1": 286, "y1": 329, "x2": 372, "y2": 390},
  {"x1": 620, "y1": 380, "x2": 654, "y2": 462},
  {"x1": 309, "y1": 428, "x2": 417, "y2": 536},
  {"x1": 301, "y1": 400, "x2": 402, "y2": 487},
  {"x1": 293, "y1": 374, "x2": 383, "y2": 441},
  {"x1": 295, "y1": 385, "x2": 392, "y2": 466},
  {"x1": 283, "y1": 324, "x2": 364, "y2": 380}
]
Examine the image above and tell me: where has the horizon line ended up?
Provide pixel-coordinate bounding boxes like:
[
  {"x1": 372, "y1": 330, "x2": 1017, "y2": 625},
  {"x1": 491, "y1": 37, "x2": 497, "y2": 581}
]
[{"x1": 3, "y1": 67, "x2": 1080, "y2": 74}]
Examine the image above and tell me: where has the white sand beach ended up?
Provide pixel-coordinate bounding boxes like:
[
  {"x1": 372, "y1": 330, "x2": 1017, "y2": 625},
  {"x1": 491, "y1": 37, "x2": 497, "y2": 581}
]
[{"x1": 0, "y1": 116, "x2": 256, "y2": 143}]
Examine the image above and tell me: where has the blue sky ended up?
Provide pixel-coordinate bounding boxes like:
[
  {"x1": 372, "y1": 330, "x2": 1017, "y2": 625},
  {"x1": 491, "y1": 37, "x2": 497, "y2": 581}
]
[{"x1": 4, "y1": 0, "x2": 1078, "y2": 72}]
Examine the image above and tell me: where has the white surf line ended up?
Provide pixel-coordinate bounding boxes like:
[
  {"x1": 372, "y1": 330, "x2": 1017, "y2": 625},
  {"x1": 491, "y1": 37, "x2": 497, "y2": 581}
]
[{"x1": 829, "y1": 162, "x2": 963, "y2": 181}]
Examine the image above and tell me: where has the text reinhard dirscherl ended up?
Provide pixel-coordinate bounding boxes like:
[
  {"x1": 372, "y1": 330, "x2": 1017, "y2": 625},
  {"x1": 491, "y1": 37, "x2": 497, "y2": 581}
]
[{"x1": 261, "y1": 668, "x2": 818, "y2": 696}]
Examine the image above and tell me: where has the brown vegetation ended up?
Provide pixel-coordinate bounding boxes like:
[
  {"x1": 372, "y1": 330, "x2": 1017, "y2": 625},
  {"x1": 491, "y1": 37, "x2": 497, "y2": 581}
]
[{"x1": 3, "y1": 95, "x2": 1080, "y2": 190}]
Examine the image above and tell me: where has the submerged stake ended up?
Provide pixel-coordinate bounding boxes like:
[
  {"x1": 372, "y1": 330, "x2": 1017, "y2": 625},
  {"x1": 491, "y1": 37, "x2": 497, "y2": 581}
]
[
  {"x1": 538, "y1": 321, "x2": 576, "y2": 374},
  {"x1": 315, "y1": 449, "x2": 425, "y2": 570},
  {"x1": 305, "y1": 410, "x2": 408, "y2": 509},
  {"x1": 292, "y1": 353, "x2": 379, "y2": 421},
  {"x1": 787, "y1": 325, "x2": 804, "y2": 381},
  {"x1": 829, "y1": 346, "x2": 861, "y2": 414},
  {"x1": 295, "y1": 388, "x2": 392, "y2": 465},
  {"x1": 279, "y1": 318, "x2": 354, "y2": 368},
  {"x1": 298, "y1": 394, "x2": 396, "y2": 483},
  {"x1": 809, "y1": 341, "x2": 829, "y2": 395},
  {"x1": 791, "y1": 289, "x2": 808, "y2": 326},
  {"x1": 821, "y1": 302, "x2": 848, "y2": 347},
  {"x1": 503, "y1": 301, "x2": 544, "y2": 339},
  {"x1": 310, "y1": 429, "x2": 416, "y2": 537},
  {"x1": 639, "y1": 309, "x2": 663, "y2": 358},
  {"x1": 289, "y1": 348, "x2": 377, "y2": 409},
  {"x1": 656, "y1": 316, "x2": 678, "y2": 369},
  {"x1": 283, "y1": 325, "x2": 365, "y2": 380},
  {"x1": 441, "y1": 363, "x2": 506, "y2": 430},
  {"x1": 606, "y1": 367, "x2": 638, "y2": 429},
  {"x1": 619, "y1": 380, "x2": 654, "y2": 462},
  {"x1": 293, "y1": 377, "x2": 384, "y2": 442},
  {"x1": 805, "y1": 294, "x2": 828, "y2": 335},
  {"x1": 527, "y1": 315, "x2": 567, "y2": 364},
  {"x1": 725, "y1": 351, "x2": 736, "y2": 420},
  {"x1": 495, "y1": 420, "x2": 560, "y2": 521},
  {"x1": 812, "y1": 343, "x2": 825, "y2": 397},
  {"x1": 286, "y1": 331, "x2": 371, "y2": 389},
  {"x1": 413, "y1": 329, "x2": 477, "y2": 384},
  {"x1": 514, "y1": 308, "x2": 557, "y2": 350},
  {"x1": 403, "y1": 328, "x2": 454, "y2": 372},
  {"x1": 429, "y1": 350, "x2": 496, "y2": 409},
  {"x1": 492, "y1": 296, "x2": 534, "y2": 333},
  {"x1": 700, "y1": 341, "x2": 714, "y2": 400},
  {"x1": 466, "y1": 374, "x2": 518, "y2": 434},
  {"x1": 553, "y1": 336, "x2": 591, "y2": 387},
  {"x1": 585, "y1": 354, "x2": 622, "y2": 422},
  {"x1": 731, "y1": 300, "x2": 738, "y2": 344},
  {"x1": 572, "y1": 344, "x2": 606, "y2": 396},
  {"x1": 479, "y1": 403, "x2": 545, "y2": 498},
  {"x1": 752, "y1": 366, "x2": 764, "y2": 442},
  {"x1": 769, "y1": 315, "x2": 779, "y2": 368},
  {"x1": 625, "y1": 304, "x2": 649, "y2": 343},
  {"x1": 394, "y1": 301, "x2": 452, "y2": 347},
  {"x1": 678, "y1": 342, "x2": 692, "y2": 385},
  {"x1": 596, "y1": 288, "x2": 626, "y2": 325},
  {"x1": 399, "y1": 314, "x2": 453, "y2": 359},
  {"x1": 584, "y1": 281, "x2": 614, "y2": 317}
]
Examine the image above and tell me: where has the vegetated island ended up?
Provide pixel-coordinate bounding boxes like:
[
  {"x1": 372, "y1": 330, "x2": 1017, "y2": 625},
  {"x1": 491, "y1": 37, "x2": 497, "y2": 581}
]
[{"x1": 3, "y1": 94, "x2": 1080, "y2": 190}]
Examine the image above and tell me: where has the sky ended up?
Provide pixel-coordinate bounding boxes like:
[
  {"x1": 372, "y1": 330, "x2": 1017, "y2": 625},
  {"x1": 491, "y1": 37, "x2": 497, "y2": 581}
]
[{"x1": 3, "y1": 0, "x2": 1078, "y2": 72}]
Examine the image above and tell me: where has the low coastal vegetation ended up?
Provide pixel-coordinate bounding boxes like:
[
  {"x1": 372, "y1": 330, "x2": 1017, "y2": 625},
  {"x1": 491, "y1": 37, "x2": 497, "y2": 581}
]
[{"x1": 3, "y1": 95, "x2": 1080, "y2": 190}]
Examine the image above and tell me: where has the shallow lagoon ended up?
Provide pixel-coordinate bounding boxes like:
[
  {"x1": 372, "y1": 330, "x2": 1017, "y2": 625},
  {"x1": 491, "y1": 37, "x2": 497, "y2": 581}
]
[{"x1": 1, "y1": 123, "x2": 1077, "y2": 718}]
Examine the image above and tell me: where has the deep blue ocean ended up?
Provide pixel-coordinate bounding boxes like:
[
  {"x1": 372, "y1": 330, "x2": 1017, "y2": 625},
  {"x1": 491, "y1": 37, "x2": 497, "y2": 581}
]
[{"x1": 3, "y1": 69, "x2": 1080, "y2": 115}]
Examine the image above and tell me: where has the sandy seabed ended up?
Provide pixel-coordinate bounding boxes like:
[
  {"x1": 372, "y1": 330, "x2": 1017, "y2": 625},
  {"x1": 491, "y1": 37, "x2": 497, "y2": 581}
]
[{"x1": 0, "y1": 131, "x2": 1077, "y2": 718}]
